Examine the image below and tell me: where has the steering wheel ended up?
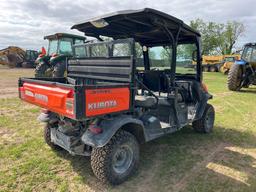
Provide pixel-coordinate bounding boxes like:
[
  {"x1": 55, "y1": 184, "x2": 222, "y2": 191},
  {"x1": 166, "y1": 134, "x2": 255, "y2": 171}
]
[{"x1": 151, "y1": 68, "x2": 159, "y2": 71}]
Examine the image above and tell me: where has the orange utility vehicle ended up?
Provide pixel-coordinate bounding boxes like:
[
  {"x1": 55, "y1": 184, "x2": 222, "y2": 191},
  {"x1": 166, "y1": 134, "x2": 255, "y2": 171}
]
[{"x1": 19, "y1": 9, "x2": 215, "y2": 184}]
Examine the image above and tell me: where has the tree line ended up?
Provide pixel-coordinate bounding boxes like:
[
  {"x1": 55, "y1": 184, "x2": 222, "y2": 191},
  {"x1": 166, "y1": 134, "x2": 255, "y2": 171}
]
[{"x1": 190, "y1": 19, "x2": 245, "y2": 55}]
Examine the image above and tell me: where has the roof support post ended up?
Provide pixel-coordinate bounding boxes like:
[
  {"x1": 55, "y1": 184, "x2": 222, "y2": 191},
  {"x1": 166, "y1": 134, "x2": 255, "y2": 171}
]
[
  {"x1": 143, "y1": 47, "x2": 150, "y2": 70},
  {"x1": 195, "y1": 36, "x2": 202, "y2": 82},
  {"x1": 164, "y1": 25, "x2": 181, "y2": 87}
]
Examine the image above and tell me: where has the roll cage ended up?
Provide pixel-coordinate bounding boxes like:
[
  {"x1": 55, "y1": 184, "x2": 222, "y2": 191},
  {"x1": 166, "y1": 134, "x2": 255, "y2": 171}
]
[{"x1": 72, "y1": 8, "x2": 202, "y2": 84}]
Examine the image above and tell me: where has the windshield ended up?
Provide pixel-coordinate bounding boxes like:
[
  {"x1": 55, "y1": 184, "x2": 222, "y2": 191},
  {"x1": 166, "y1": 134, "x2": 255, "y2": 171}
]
[
  {"x1": 225, "y1": 57, "x2": 235, "y2": 62},
  {"x1": 59, "y1": 38, "x2": 73, "y2": 55},
  {"x1": 148, "y1": 43, "x2": 197, "y2": 75},
  {"x1": 74, "y1": 40, "x2": 133, "y2": 58},
  {"x1": 149, "y1": 46, "x2": 172, "y2": 70},
  {"x1": 48, "y1": 40, "x2": 58, "y2": 55},
  {"x1": 176, "y1": 43, "x2": 197, "y2": 75},
  {"x1": 242, "y1": 45, "x2": 256, "y2": 62},
  {"x1": 74, "y1": 39, "x2": 84, "y2": 45},
  {"x1": 25, "y1": 51, "x2": 38, "y2": 60}
]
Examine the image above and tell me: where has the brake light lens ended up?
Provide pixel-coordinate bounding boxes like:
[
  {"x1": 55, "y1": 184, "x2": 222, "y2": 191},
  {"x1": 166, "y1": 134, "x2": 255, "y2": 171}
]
[
  {"x1": 65, "y1": 98, "x2": 74, "y2": 114},
  {"x1": 89, "y1": 124, "x2": 103, "y2": 134},
  {"x1": 41, "y1": 108, "x2": 50, "y2": 114}
]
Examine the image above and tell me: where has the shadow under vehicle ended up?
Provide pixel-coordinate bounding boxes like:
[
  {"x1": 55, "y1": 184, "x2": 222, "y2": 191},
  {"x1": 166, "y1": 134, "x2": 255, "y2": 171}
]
[
  {"x1": 228, "y1": 43, "x2": 256, "y2": 91},
  {"x1": 18, "y1": 8, "x2": 215, "y2": 185},
  {"x1": 35, "y1": 33, "x2": 86, "y2": 77}
]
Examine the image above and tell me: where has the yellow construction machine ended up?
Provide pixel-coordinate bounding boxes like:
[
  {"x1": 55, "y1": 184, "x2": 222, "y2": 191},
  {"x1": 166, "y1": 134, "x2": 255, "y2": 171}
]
[
  {"x1": 219, "y1": 54, "x2": 241, "y2": 74},
  {"x1": 192, "y1": 54, "x2": 241, "y2": 72},
  {"x1": 0, "y1": 46, "x2": 38, "y2": 68}
]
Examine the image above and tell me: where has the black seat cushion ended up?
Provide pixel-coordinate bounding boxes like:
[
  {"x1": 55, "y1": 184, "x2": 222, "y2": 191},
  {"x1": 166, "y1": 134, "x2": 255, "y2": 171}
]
[{"x1": 135, "y1": 95, "x2": 157, "y2": 108}]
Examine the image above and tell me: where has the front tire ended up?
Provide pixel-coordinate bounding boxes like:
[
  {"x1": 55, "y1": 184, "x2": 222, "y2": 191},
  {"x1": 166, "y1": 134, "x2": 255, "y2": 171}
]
[
  {"x1": 192, "y1": 104, "x2": 215, "y2": 133},
  {"x1": 227, "y1": 64, "x2": 243, "y2": 91},
  {"x1": 91, "y1": 130, "x2": 139, "y2": 185},
  {"x1": 209, "y1": 66, "x2": 217, "y2": 72},
  {"x1": 202, "y1": 66, "x2": 208, "y2": 72},
  {"x1": 35, "y1": 62, "x2": 49, "y2": 77},
  {"x1": 52, "y1": 62, "x2": 66, "y2": 77}
]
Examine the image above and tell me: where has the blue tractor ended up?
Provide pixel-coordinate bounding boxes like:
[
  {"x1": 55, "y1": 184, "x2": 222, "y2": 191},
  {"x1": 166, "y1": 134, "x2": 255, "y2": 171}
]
[{"x1": 227, "y1": 43, "x2": 256, "y2": 91}]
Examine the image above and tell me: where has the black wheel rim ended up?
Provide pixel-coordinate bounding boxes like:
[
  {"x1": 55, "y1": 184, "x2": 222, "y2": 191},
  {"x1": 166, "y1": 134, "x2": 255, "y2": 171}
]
[{"x1": 112, "y1": 144, "x2": 133, "y2": 174}]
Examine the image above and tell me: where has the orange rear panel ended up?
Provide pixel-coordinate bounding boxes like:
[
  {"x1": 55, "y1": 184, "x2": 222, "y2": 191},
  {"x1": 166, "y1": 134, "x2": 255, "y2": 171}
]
[
  {"x1": 85, "y1": 87, "x2": 130, "y2": 117},
  {"x1": 19, "y1": 82, "x2": 74, "y2": 118}
]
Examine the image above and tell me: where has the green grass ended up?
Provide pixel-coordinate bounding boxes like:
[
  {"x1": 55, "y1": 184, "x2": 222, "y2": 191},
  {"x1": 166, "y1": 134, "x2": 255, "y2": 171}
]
[{"x1": 0, "y1": 71, "x2": 256, "y2": 192}]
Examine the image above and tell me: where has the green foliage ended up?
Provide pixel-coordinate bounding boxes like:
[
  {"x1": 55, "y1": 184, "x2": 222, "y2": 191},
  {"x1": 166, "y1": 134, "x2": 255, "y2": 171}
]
[
  {"x1": 190, "y1": 19, "x2": 245, "y2": 55},
  {"x1": 177, "y1": 44, "x2": 196, "y2": 59},
  {"x1": 160, "y1": 46, "x2": 172, "y2": 61},
  {"x1": 135, "y1": 43, "x2": 143, "y2": 58},
  {"x1": 220, "y1": 21, "x2": 245, "y2": 54}
]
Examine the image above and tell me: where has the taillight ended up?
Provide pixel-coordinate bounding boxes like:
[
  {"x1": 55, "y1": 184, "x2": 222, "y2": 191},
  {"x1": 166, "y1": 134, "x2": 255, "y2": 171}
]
[
  {"x1": 41, "y1": 108, "x2": 50, "y2": 114},
  {"x1": 89, "y1": 124, "x2": 103, "y2": 134},
  {"x1": 65, "y1": 98, "x2": 74, "y2": 114},
  {"x1": 201, "y1": 82, "x2": 208, "y2": 92},
  {"x1": 65, "y1": 90, "x2": 74, "y2": 114}
]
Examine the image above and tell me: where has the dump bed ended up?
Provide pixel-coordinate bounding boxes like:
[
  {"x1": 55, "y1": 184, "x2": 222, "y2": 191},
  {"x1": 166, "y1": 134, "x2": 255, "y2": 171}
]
[
  {"x1": 18, "y1": 38, "x2": 135, "y2": 120},
  {"x1": 19, "y1": 77, "x2": 131, "y2": 120}
]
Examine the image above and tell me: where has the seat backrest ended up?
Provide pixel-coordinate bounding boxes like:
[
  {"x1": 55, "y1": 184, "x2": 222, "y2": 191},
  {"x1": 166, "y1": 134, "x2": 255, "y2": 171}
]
[
  {"x1": 67, "y1": 57, "x2": 133, "y2": 83},
  {"x1": 142, "y1": 71, "x2": 163, "y2": 92}
]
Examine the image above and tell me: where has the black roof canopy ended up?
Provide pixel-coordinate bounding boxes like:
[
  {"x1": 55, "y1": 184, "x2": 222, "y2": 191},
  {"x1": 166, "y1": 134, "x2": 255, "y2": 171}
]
[{"x1": 71, "y1": 8, "x2": 200, "y2": 46}]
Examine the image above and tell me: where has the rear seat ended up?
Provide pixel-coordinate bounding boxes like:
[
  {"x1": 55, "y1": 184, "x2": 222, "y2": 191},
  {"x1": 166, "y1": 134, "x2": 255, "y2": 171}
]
[{"x1": 135, "y1": 95, "x2": 157, "y2": 108}]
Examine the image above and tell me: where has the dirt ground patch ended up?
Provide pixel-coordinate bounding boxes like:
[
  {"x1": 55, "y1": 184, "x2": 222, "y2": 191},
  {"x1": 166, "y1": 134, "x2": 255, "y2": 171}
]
[{"x1": 0, "y1": 67, "x2": 33, "y2": 98}]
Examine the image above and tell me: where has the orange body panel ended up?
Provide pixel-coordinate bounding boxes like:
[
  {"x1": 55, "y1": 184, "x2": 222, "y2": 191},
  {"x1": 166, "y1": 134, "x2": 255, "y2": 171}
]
[
  {"x1": 85, "y1": 87, "x2": 130, "y2": 117},
  {"x1": 19, "y1": 82, "x2": 74, "y2": 118}
]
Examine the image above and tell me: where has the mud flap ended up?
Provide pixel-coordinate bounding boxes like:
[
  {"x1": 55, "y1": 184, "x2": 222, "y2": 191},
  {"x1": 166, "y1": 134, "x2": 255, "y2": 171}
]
[{"x1": 194, "y1": 92, "x2": 212, "y2": 121}]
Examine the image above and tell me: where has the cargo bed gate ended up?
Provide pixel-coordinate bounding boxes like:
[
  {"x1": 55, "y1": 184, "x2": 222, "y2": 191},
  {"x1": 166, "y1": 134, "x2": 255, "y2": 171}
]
[{"x1": 19, "y1": 38, "x2": 136, "y2": 120}]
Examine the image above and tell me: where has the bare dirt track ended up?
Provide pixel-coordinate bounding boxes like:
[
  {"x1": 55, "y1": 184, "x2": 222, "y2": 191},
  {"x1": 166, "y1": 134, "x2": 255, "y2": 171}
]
[{"x1": 0, "y1": 67, "x2": 33, "y2": 99}]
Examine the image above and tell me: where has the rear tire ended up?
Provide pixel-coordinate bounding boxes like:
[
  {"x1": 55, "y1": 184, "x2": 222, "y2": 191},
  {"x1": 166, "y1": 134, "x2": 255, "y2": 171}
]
[
  {"x1": 192, "y1": 104, "x2": 215, "y2": 133},
  {"x1": 35, "y1": 62, "x2": 49, "y2": 77},
  {"x1": 91, "y1": 130, "x2": 139, "y2": 185},
  {"x1": 202, "y1": 66, "x2": 208, "y2": 72},
  {"x1": 209, "y1": 66, "x2": 217, "y2": 72},
  {"x1": 44, "y1": 123, "x2": 62, "y2": 150},
  {"x1": 21, "y1": 62, "x2": 34, "y2": 68},
  {"x1": 227, "y1": 64, "x2": 243, "y2": 91}
]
